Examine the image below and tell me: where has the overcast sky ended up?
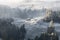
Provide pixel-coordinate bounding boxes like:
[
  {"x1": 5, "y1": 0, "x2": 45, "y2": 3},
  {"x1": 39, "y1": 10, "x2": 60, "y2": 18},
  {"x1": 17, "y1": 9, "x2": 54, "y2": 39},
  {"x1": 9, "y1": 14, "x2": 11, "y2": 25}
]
[{"x1": 0, "y1": 0, "x2": 59, "y2": 8}]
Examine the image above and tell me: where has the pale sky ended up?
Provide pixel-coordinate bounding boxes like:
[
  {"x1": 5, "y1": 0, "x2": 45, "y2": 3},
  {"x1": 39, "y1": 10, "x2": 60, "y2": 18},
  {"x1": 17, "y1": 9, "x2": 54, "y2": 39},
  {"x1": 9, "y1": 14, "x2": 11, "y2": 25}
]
[{"x1": 0, "y1": 0, "x2": 59, "y2": 8}]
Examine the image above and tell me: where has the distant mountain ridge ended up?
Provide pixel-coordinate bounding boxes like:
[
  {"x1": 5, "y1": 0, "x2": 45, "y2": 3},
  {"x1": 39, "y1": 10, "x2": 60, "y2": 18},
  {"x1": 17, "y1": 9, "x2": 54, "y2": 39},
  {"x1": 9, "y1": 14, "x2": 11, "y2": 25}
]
[{"x1": 0, "y1": 5, "x2": 46, "y2": 19}]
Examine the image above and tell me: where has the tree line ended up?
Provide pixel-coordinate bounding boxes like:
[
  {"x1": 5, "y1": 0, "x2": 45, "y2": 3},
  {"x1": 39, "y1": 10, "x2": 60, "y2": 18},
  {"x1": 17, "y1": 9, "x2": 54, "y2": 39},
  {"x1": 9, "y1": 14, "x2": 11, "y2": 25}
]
[{"x1": 0, "y1": 18, "x2": 26, "y2": 40}]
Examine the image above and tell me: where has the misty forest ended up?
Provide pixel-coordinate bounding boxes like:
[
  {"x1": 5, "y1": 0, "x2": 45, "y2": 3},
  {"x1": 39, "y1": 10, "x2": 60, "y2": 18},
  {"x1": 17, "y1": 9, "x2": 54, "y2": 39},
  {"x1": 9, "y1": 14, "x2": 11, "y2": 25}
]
[{"x1": 0, "y1": 1, "x2": 60, "y2": 40}]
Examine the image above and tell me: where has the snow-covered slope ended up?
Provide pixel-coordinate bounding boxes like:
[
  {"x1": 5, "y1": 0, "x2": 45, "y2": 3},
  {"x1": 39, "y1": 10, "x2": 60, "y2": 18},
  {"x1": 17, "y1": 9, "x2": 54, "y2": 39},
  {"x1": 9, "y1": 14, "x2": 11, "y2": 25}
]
[
  {"x1": 12, "y1": 16, "x2": 60, "y2": 39},
  {"x1": 0, "y1": 5, "x2": 60, "y2": 39}
]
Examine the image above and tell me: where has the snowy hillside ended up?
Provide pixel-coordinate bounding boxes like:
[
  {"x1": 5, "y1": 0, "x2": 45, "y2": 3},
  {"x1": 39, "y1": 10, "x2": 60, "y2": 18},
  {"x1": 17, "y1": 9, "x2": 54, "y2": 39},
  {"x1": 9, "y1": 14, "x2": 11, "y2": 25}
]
[{"x1": 0, "y1": 5, "x2": 60, "y2": 40}]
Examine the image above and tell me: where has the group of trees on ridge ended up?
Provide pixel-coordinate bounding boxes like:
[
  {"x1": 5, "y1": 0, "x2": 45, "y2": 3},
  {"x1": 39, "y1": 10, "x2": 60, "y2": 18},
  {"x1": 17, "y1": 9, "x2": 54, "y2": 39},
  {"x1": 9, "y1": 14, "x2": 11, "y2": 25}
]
[
  {"x1": 0, "y1": 18, "x2": 26, "y2": 40},
  {"x1": 0, "y1": 18, "x2": 43, "y2": 40},
  {"x1": 43, "y1": 10, "x2": 60, "y2": 23}
]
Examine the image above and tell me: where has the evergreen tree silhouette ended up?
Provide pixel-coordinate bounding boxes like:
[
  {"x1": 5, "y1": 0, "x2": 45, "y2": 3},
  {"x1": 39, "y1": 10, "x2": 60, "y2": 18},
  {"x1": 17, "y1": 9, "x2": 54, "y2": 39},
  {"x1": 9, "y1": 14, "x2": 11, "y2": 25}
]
[
  {"x1": 19, "y1": 24, "x2": 26, "y2": 40},
  {"x1": 34, "y1": 36, "x2": 39, "y2": 40},
  {"x1": 28, "y1": 38, "x2": 31, "y2": 40}
]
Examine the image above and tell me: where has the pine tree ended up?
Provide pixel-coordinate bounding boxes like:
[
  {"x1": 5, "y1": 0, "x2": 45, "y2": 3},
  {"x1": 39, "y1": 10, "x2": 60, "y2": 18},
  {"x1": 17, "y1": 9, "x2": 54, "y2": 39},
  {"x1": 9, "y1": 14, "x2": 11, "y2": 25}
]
[
  {"x1": 34, "y1": 36, "x2": 39, "y2": 40},
  {"x1": 28, "y1": 38, "x2": 31, "y2": 40},
  {"x1": 19, "y1": 24, "x2": 26, "y2": 40}
]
